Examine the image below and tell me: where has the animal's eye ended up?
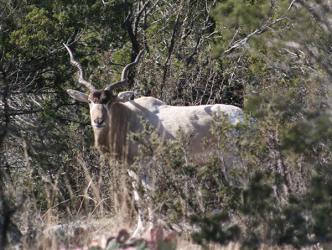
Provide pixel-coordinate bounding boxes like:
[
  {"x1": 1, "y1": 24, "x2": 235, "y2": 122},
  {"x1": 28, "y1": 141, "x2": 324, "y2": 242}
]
[{"x1": 88, "y1": 100, "x2": 91, "y2": 104}]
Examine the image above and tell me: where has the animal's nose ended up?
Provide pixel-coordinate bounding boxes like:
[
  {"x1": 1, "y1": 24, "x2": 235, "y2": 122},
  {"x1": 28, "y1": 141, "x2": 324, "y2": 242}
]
[{"x1": 93, "y1": 119, "x2": 105, "y2": 128}]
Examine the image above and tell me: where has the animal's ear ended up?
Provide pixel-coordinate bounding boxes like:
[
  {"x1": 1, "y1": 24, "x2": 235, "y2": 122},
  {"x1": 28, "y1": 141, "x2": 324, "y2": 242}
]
[
  {"x1": 114, "y1": 91, "x2": 134, "y2": 103},
  {"x1": 67, "y1": 89, "x2": 89, "y2": 103}
]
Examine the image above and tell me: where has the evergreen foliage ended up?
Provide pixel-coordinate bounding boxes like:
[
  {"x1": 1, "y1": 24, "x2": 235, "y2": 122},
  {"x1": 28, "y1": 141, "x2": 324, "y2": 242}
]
[{"x1": 2, "y1": 0, "x2": 332, "y2": 249}]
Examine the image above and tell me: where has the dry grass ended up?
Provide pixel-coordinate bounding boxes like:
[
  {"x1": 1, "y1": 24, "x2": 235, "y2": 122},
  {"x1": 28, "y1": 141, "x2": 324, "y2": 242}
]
[
  {"x1": 4, "y1": 205, "x2": 329, "y2": 250},
  {"x1": 2, "y1": 147, "x2": 330, "y2": 250},
  {"x1": 5, "y1": 213, "x2": 204, "y2": 250}
]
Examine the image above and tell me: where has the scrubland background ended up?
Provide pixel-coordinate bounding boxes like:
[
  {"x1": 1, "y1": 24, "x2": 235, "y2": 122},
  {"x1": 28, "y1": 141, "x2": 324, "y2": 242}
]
[{"x1": 2, "y1": 0, "x2": 332, "y2": 249}]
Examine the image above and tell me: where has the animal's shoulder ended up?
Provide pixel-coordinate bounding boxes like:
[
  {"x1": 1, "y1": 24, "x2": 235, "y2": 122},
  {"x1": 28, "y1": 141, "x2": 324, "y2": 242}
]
[
  {"x1": 135, "y1": 97, "x2": 166, "y2": 106},
  {"x1": 211, "y1": 104, "x2": 243, "y2": 114},
  {"x1": 210, "y1": 104, "x2": 244, "y2": 125},
  {"x1": 127, "y1": 97, "x2": 167, "y2": 113}
]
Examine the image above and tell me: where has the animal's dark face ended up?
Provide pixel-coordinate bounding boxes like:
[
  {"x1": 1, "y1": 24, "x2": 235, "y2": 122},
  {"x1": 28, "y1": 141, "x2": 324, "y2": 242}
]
[
  {"x1": 66, "y1": 88, "x2": 133, "y2": 130},
  {"x1": 88, "y1": 90, "x2": 113, "y2": 105},
  {"x1": 88, "y1": 90, "x2": 114, "y2": 130}
]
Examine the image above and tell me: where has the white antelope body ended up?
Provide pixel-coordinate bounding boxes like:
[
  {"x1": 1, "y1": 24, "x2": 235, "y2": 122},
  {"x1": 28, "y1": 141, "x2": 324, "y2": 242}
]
[{"x1": 64, "y1": 44, "x2": 246, "y2": 235}]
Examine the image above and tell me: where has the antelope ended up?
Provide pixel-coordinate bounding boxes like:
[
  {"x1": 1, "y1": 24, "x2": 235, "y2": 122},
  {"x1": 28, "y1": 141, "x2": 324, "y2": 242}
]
[{"x1": 64, "y1": 44, "x2": 247, "y2": 236}]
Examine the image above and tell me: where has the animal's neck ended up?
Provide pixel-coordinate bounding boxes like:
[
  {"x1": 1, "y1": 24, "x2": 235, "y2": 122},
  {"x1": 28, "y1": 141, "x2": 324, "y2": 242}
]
[
  {"x1": 94, "y1": 126, "x2": 110, "y2": 156},
  {"x1": 108, "y1": 103, "x2": 130, "y2": 162},
  {"x1": 93, "y1": 103, "x2": 132, "y2": 163},
  {"x1": 94, "y1": 102, "x2": 140, "y2": 164}
]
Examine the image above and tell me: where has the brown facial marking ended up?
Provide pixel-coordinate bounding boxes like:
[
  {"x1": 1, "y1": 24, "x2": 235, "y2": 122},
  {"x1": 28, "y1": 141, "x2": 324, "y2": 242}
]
[{"x1": 89, "y1": 90, "x2": 113, "y2": 104}]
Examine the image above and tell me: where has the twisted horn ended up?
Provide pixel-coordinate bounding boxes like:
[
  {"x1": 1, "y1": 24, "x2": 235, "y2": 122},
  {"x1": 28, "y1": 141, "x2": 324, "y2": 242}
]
[
  {"x1": 105, "y1": 49, "x2": 145, "y2": 91},
  {"x1": 63, "y1": 44, "x2": 96, "y2": 92}
]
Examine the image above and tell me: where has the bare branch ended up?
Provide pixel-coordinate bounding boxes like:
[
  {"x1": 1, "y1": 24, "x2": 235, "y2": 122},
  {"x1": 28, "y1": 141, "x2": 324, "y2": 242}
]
[{"x1": 222, "y1": 17, "x2": 286, "y2": 55}]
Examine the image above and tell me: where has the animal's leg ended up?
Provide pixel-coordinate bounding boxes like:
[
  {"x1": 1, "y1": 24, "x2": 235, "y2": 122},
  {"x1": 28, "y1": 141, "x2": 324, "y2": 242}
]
[
  {"x1": 128, "y1": 169, "x2": 156, "y2": 238},
  {"x1": 128, "y1": 170, "x2": 146, "y2": 238},
  {"x1": 131, "y1": 189, "x2": 145, "y2": 237},
  {"x1": 141, "y1": 175, "x2": 156, "y2": 232}
]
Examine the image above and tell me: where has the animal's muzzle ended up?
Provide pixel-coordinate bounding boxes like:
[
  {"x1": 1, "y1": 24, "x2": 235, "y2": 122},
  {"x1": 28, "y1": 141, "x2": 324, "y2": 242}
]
[{"x1": 93, "y1": 119, "x2": 106, "y2": 129}]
